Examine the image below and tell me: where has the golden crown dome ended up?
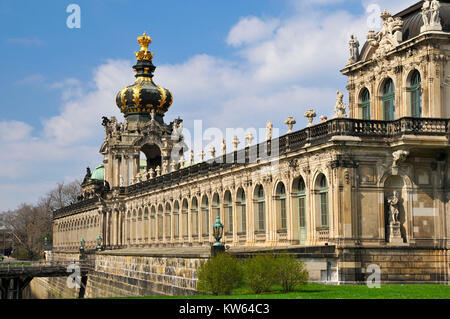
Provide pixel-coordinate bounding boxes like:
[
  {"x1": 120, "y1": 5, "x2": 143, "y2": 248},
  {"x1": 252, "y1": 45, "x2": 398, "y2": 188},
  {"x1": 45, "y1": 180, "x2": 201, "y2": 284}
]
[{"x1": 115, "y1": 32, "x2": 173, "y2": 121}]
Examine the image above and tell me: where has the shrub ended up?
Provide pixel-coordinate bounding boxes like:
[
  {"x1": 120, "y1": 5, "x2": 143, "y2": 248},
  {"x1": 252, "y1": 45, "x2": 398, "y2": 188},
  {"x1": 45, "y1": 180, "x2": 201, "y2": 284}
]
[
  {"x1": 275, "y1": 254, "x2": 309, "y2": 292},
  {"x1": 196, "y1": 253, "x2": 243, "y2": 295},
  {"x1": 243, "y1": 253, "x2": 278, "y2": 294}
]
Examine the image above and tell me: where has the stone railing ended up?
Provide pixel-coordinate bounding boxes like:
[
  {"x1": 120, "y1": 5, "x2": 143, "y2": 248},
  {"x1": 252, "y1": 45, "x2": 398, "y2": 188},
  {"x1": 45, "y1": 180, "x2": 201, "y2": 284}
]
[
  {"x1": 54, "y1": 117, "x2": 448, "y2": 212},
  {"x1": 317, "y1": 228, "x2": 330, "y2": 241}
]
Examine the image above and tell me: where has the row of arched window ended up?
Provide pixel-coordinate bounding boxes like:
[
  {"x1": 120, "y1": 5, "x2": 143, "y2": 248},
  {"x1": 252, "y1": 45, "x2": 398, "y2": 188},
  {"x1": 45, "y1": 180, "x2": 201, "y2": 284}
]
[
  {"x1": 124, "y1": 174, "x2": 330, "y2": 245},
  {"x1": 359, "y1": 70, "x2": 422, "y2": 120}
]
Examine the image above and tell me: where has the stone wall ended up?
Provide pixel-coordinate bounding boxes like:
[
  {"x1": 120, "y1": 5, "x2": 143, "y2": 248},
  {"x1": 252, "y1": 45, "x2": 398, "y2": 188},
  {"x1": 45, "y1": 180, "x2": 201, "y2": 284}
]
[
  {"x1": 338, "y1": 247, "x2": 450, "y2": 284},
  {"x1": 23, "y1": 277, "x2": 80, "y2": 299},
  {"x1": 85, "y1": 252, "x2": 205, "y2": 298}
]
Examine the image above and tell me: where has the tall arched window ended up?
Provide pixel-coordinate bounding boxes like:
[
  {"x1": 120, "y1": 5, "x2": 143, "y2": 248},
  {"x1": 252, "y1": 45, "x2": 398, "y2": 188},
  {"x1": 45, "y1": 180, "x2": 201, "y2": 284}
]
[
  {"x1": 157, "y1": 205, "x2": 163, "y2": 240},
  {"x1": 201, "y1": 196, "x2": 209, "y2": 237},
  {"x1": 297, "y1": 177, "x2": 307, "y2": 244},
  {"x1": 143, "y1": 208, "x2": 149, "y2": 243},
  {"x1": 382, "y1": 78, "x2": 395, "y2": 121},
  {"x1": 255, "y1": 185, "x2": 266, "y2": 232},
  {"x1": 150, "y1": 206, "x2": 156, "y2": 241},
  {"x1": 224, "y1": 191, "x2": 233, "y2": 234},
  {"x1": 182, "y1": 199, "x2": 188, "y2": 238},
  {"x1": 410, "y1": 70, "x2": 422, "y2": 118},
  {"x1": 318, "y1": 175, "x2": 329, "y2": 227},
  {"x1": 191, "y1": 197, "x2": 198, "y2": 237},
  {"x1": 237, "y1": 188, "x2": 246, "y2": 234},
  {"x1": 360, "y1": 88, "x2": 370, "y2": 120},
  {"x1": 165, "y1": 203, "x2": 171, "y2": 239},
  {"x1": 174, "y1": 201, "x2": 180, "y2": 239},
  {"x1": 276, "y1": 182, "x2": 287, "y2": 231}
]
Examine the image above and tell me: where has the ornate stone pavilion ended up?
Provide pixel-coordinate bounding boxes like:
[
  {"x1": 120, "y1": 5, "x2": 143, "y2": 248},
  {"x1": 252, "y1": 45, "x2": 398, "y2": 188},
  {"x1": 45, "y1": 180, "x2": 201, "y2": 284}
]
[{"x1": 52, "y1": 1, "x2": 450, "y2": 284}]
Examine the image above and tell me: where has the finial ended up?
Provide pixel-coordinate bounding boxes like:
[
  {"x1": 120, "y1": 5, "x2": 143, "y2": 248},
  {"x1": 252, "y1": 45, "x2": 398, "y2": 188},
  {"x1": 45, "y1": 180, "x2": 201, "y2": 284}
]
[
  {"x1": 135, "y1": 32, "x2": 154, "y2": 61},
  {"x1": 284, "y1": 117, "x2": 296, "y2": 133}
]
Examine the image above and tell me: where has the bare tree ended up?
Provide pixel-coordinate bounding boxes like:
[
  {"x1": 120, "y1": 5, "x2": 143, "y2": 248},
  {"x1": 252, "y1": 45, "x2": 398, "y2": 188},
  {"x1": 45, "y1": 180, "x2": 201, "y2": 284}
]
[
  {"x1": 1, "y1": 179, "x2": 82, "y2": 260},
  {"x1": 39, "y1": 179, "x2": 82, "y2": 212}
]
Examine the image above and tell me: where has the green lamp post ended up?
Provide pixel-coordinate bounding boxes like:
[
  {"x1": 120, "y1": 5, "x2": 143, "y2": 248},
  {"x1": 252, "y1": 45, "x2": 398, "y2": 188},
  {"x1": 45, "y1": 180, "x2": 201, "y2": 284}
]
[
  {"x1": 213, "y1": 215, "x2": 224, "y2": 246},
  {"x1": 80, "y1": 237, "x2": 85, "y2": 251},
  {"x1": 211, "y1": 216, "x2": 225, "y2": 257},
  {"x1": 96, "y1": 235, "x2": 103, "y2": 251}
]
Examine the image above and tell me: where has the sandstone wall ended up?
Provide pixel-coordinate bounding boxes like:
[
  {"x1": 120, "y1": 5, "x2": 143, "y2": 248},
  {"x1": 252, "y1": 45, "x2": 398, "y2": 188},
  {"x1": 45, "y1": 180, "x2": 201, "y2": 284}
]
[{"x1": 339, "y1": 247, "x2": 450, "y2": 284}]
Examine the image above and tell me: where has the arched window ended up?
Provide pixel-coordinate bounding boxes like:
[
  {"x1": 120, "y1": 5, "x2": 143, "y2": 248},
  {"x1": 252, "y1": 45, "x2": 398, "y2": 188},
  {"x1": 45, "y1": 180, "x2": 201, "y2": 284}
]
[
  {"x1": 237, "y1": 188, "x2": 246, "y2": 234},
  {"x1": 174, "y1": 201, "x2": 180, "y2": 239},
  {"x1": 297, "y1": 177, "x2": 307, "y2": 244},
  {"x1": 144, "y1": 208, "x2": 149, "y2": 242},
  {"x1": 255, "y1": 185, "x2": 266, "y2": 232},
  {"x1": 191, "y1": 197, "x2": 198, "y2": 237},
  {"x1": 224, "y1": 191, "x2": 232, "y2": 234},
  {"x1": 276, "y1": 183, "x2": 287, "y2": 231},
  {"x1": 165, "y1": 203, "x2": 171, "y2": 239},
  {"x1": 157, "y1": 205, "x2": 163, "y2": 240},
  {"x1": 201, "y1": 196, "x2": 209, "y2": 237},
  {"x1": 382, "y1": 78, "x2": 395, "y2": 121},
  {"x1": 360, "y1": 88, "x2": 370, "y2": 120},
  {"x1": 318, "y1": 175, "x2": 329, "y2": 227},
  {"x1": 150, "y1": 206, "x2": 156, "y2": 240},
  {"x1": 182, "y1": 199, "x2": 188, "y2": 238},
  {"x1": 410, "y1": 70, "x2": 422, "y2": 118}
]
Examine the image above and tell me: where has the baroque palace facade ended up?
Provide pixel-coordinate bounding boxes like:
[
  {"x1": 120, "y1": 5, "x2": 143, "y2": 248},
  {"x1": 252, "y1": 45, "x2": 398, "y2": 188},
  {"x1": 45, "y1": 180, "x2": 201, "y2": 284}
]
[{"x1": 51, "y1": 1, "x2": 450, "y2": 285}]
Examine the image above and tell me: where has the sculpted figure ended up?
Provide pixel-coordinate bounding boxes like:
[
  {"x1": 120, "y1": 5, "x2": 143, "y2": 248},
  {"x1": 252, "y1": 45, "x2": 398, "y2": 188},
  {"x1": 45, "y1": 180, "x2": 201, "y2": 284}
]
[
  {"x1": 422, "y1": 0, "x2": 431, "y2": 26},
  {"x1": 387, "y1": 191, "x2": 400, "y2": 225},
  {"x1": 431, "y1": 0, "x2": 441, "y2": 25},
  {"x1": 333, "y1": 91, "x2": 347, "y2": 118},
  {"x1": 348, "y1": 35, "x2": 359, "y2": 63}
]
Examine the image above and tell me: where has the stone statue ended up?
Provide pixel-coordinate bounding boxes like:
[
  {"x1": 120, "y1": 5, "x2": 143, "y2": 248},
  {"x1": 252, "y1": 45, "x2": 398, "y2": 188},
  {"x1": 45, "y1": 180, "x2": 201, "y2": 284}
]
[
  {"x1": 347, "y1": 35, "x2": 359, "y2": 64},
  {"x1": 151, "y1": 109, "x2": 156, "y2": 122},
  {"x1": 101, "y1": 116, "x2": 111, "y2": 127},
  {"x1": 190, "y1": 150, "x2": 195, "y2": 165},
  {"x1": 245, "y1": 132, "x2": 254, "y2": 146},
  {"x1": 431, "y1": 0, "x2": 442, "y2": 25},
  {"x1": 333, "y1": 91, "x2": 347, "y2": 118},
  {"x1": 421, "y1": 0, "x2": 442, "y2": 32},
  {"x1": 392, "y1": 150, "x2": 409, "y2": 168},
  {"x1": 266, "y1": 121, "x2": 273, "y2": 141},
  {"x1": 367, "y1": 10, "x2": 403, "y2": 58},
  {"x1": 221, "y1": 139, "x2": 227, "y2": 155},
  {"x1": 387, "y1": 191, "x2": 400, "y2": 225},
  {"x1": 233, "y1": 136, "x2": 240, "y2": 152},
  {"x1": 82, "y1": 167, "x2": 91, "y2": 184}
]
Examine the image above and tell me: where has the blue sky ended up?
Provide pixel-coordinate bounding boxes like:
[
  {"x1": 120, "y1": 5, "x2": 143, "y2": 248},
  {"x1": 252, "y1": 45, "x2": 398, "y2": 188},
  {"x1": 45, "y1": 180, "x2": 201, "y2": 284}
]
[{"x1": 0, "y1": 0, "x2": 416, "y2": 211}]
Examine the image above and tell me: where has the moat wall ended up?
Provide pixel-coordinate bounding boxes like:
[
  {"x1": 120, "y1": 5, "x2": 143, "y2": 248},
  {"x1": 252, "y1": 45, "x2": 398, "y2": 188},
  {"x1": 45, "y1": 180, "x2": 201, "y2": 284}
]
[{"x1": 24, "y1": 246, "x2": 449, "y2": 298}]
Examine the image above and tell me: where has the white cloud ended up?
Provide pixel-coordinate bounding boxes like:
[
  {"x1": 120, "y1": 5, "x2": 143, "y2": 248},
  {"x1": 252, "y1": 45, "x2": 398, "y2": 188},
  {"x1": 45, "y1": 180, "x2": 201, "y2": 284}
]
[{"x1": 227, "y1": 16, "x2": 280, "y2": 47}]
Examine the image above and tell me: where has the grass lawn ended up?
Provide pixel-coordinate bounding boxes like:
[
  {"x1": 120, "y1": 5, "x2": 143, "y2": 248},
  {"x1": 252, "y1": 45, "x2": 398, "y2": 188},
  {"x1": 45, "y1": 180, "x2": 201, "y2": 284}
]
[{"x1": 117, "y1": 283, "x2": 450, "y2": 300}]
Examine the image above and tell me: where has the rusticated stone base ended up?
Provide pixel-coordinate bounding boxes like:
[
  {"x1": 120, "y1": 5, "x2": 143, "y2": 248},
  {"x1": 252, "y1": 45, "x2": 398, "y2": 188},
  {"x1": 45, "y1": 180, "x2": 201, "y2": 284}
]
[{"x1": 338, "y1": 246, "x2": 450, "y2": 284}]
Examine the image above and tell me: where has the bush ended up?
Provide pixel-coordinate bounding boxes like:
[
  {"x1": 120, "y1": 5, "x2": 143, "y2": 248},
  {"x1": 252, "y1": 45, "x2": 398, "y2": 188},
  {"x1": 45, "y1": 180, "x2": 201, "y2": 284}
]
[
  {"x1": 275, "y1": 254, "x2": 309, "y2": 292},
  {"x1": 243, "y1": 253, "x2": 278, "y2": 294},
  {"x1": 196, "y1": 253, "x2": 243, "y2": 295}
]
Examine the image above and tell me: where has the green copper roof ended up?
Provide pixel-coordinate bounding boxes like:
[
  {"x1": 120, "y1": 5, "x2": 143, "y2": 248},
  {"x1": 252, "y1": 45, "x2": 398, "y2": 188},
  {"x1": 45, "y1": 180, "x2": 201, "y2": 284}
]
[{"x1": 91, "y1": 164, "x2": 104, "y2": 181}]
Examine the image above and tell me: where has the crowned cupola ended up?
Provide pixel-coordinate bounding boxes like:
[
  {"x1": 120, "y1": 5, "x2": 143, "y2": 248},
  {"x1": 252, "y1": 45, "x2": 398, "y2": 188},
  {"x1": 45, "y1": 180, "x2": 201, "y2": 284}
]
[{"x1": 116, "y1": 33, "x2": 173, "y2": 124}]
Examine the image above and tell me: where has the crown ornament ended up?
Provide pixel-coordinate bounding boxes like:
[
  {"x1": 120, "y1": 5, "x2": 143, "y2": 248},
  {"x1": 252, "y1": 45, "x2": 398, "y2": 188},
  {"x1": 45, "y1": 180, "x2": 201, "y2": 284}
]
[{"x1": 135, "y1": 32, "x2": 154, "y2": 61}]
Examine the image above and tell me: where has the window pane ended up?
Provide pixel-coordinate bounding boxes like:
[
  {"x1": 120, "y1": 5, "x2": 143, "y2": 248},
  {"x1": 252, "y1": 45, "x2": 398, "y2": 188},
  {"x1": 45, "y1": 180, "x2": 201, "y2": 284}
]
[{"x1": 299, "y1": 197, "x2": 306, "y2": 228}]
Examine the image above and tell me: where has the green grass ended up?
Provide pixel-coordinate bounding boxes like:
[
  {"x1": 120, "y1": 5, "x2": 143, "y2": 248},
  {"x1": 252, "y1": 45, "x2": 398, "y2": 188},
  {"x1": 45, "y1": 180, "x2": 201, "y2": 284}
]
[{"x1": 112, "y1": 283, "x2": 450, "y2": 300}]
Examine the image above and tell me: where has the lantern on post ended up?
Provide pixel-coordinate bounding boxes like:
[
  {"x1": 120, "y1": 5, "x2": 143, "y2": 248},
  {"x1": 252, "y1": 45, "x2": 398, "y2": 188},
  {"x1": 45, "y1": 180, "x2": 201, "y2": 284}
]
[
  {"x1": 96, "y1": 235, "x2": 103, "y2": 251},
  {"x1": 211, "y1": 216, "x2": 225, "y2": 257},
  {"x1": 213, "y1": 216, "x2": 224, "y2": 246}
]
